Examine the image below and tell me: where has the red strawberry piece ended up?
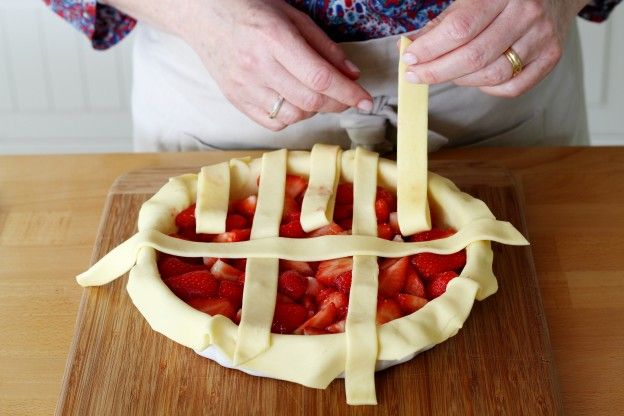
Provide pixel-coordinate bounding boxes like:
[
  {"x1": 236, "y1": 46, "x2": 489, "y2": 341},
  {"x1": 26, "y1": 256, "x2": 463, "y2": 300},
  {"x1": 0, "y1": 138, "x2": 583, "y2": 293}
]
[
  {"x1": 316, "y1": 257, "x2": 353, "y2": 286},
  {"x1": 218, "y1": 281, "x2": 244, "y2": 309},
  {"x1": 282, "y1": 196, "x2": 301, "y2": 223},
  {"x1": 397, "y1": 294, "x2": 428, "y2": 314},
  {"x1": 375, "y1": 198, "x2": 391, "y2": 223},
  {"x1": 230, "y1": 195, "x2": 257, "y2": 218},
  {"x1": 337, "y1": 218, "x2": 352, "y2": 231},
  {"x1": 379, "y1": 257, "x2": 400, "y2": 271},
  {"x1": 280, "y1": 259, "x2": 314, "y2": 276},
  {"x1": 158, "y1": 254, "x2": 205, "y2": 279},
  {"x1": 278, "y1": 270, "x2": 308, "y2": 301},
  {"x1": 333, "y1": 204, "x2": 353, "y2": 222},
  {"x1": 210, "y1": 259, "x2": 245, "y2": 282},
  {"x1": 411, "y1": 250, "x2": 467, "y2": 279},
  {"x1": 175, "y1": 204, "x2": 196, "y2": 230},
  {"x1": 187, "y1": 297, "x2": 236, "y2": 321},
  {"x1": 389, "y1": 212, "x2": 400, "y2": 235},
  {"x1": 319, "y1": 291, "x2": 348, "y2": 320},
  {"x1": 285, "y1": 175, "x2": 308, "y2": 199},
  {"x1": 307, "y1": 222, "x2": 344, "y2": 237},
  {"x1": 303, "y1": 327, "x2": 330, "y2": 335},
  {"x1": 227, "y1": 258, "x2": 247, "y2": 272},
  {"x1": 272, "y1": 302, "x2": 308, "y2": 334},
  {"x1": 304, "y1": 276, "x2": 321, "y2": 297},
  {"x1": 225, "y1": 214, "x2": 248, "y2": 231},
  {"x1": 203, "y1": 257, "x2": 218, "y2": 268},
  {"x1": 403, "y1": 266, "x2": 426, "y2": 298},
  {"x1": 409, "y1": 228, "x2": 455, "y2": 242},
  {"x1": 177, "y1": 228, "x2": 214, "y2": 243},
  {"x1": 276, "y1": 293, "x2": 295, "y2": 304},
  {"x1": 334, "y1": 271, "x2": 352, "y2": 294},
  {"x1": 336, "y1": 183, "x2": 354, "y2": 204},
  {"x1": 235, "y1": 308, "x2": 242, "y2": 325},
  {"x1": 376, "y1": 187, "x2": 397, "y2": 211},
  {"x1": 376, "y1": 298, "x2": 402, "y2": 325},
  {"x1": 213, "y1": 228, "x2": 251, "y2": 243},
  {"x1": 325, "y1": 319, "x2": 346, "y2": 334},
  {"x1": 427, "y1": 271, "x2": 458, "y2": 299},
  {"x1": 302, "y1": 294, "x2": 317, "y2": 317},
  {"x1": 316, "y1": 287, "x2": 335, "y2": 306},
  {"x1": 279, "y1": 220, "x2": 306, "y2": 238},
  {"x1": 295, "y1": 302, "x2": 338, "y2": 334},
  {"x1": 165, "y1": 270, "x2": 218, "y2": 300},
  {"x1": 377, "y1": 223, "x2": 394, "y2": 240},
  {"x1": 378, "y1": 256, "x2": 409, "y2": 298}
]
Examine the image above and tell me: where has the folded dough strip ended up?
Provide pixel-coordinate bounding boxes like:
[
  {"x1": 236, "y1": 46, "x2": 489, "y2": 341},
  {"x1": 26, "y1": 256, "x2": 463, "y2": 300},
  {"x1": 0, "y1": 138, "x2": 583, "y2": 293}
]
[
  {"x1": 396, "y1": 36, "x2": 431, "y2": 236},
  {"x1": 195, "y1": 162, "x2": 230, "y2": 234},
  {"x1": 300, "y1": 144, "x2": 341, "y2": 232},
  {"x1": 345, "y1": 147, "x2": 380, "y2": 405},
  {"x1": 234, "y1": 149, "x2": 287, "y2": 365},
  {"x1": 76, "y1": 218, "x2": 528, "y2": 287}
]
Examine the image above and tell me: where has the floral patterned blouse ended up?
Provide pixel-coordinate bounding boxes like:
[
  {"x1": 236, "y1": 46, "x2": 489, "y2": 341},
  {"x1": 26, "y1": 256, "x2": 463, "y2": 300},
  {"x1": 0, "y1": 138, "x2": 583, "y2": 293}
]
[{"x1": 43, "y1": 0, "x2": 622, "y2": 50}]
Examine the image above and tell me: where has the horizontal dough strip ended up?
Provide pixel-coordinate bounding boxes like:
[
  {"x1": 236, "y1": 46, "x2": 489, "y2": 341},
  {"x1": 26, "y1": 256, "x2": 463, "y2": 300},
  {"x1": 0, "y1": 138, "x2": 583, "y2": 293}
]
[{"x1": 77, "y1": 218, "x2": 528, "y2": 287}]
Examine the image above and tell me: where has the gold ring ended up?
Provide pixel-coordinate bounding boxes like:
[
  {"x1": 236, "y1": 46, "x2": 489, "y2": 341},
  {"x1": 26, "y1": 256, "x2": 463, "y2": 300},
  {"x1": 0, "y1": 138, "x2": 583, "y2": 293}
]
[
  {"x1": 268, "y1": 96, "x2": 285, "y2": 119},
  {"x1": 504, "y1": 47, "x2": 523, "y2": 77}
]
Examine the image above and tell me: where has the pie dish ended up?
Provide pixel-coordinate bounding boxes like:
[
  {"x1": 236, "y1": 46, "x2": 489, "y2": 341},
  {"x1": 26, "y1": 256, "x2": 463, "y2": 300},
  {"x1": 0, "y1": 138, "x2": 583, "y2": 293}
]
[{"x1": 77, "y1": 145, "x2": 528, "y2": 405}]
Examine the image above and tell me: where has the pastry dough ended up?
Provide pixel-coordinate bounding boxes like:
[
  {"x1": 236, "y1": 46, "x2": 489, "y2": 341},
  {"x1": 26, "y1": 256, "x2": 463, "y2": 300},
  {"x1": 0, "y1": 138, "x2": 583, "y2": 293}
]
[
  {"x1": 76, "y1": 147, "x2": 529, "y2": 405},
  {"x1": 195, "y1": 162, "x2": 230, "y2": 234}
]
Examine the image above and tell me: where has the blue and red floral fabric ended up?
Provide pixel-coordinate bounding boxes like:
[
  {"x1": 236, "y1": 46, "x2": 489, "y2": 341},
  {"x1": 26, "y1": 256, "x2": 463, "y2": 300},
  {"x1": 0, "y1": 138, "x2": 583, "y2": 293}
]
[{"x1": 44, "y1": 0, "x2": 621, "y2": 50}]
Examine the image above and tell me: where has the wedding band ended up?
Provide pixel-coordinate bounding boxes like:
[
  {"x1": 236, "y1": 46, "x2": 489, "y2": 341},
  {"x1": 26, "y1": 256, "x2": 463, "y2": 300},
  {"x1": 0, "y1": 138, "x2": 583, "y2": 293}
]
[
  {"x1": 504, "y1": 47, "x2": 523, "y2": 77},
  {"x1": 268, "y1": 96, "x2": 285, "y2": 119}
]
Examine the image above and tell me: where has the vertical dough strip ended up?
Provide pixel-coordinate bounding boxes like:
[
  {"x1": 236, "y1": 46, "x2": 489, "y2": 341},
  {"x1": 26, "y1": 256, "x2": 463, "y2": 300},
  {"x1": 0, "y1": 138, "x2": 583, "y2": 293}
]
[{"x1": 195, "y1": 162, "x2": 230, "y2": 234}]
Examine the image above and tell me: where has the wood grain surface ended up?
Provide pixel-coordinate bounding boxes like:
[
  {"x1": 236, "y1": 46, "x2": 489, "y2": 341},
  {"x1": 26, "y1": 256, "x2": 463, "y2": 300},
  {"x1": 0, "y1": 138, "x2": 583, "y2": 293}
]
[{"x1": 55, "y1": 161, "x2": 561, "y2": 415}]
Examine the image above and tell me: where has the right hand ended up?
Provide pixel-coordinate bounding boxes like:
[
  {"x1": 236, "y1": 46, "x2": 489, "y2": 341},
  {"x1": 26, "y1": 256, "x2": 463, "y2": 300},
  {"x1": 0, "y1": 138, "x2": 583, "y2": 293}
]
[{"x1": 180, "y1": 0, "x2": 373, "y2": 131}]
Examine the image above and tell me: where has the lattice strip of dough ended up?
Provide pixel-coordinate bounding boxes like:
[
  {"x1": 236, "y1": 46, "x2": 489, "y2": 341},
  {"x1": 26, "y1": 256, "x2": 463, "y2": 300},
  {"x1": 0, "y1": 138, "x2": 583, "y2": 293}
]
[
  {"x1": 300, "y1": 144, "x2": 341, "y2": 232},
  {"x1": 345, "y1": 147, "x2": 380, "y2": 405},
  {"x1": 397, "y1": 36, "x2": 431, "y2": 236},
  {"x1": 195, "y1": 162, "x2": 230, "y2": 234},
  {"x1": 234, "y1": 149, "x2": 286, "y2": 365}
]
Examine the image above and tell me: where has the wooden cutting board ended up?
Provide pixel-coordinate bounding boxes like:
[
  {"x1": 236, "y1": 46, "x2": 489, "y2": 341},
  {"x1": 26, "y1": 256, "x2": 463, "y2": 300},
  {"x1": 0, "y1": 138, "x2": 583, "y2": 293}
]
[{"x1": 56, "y1": 161, "x2": 562, "y2": 415}]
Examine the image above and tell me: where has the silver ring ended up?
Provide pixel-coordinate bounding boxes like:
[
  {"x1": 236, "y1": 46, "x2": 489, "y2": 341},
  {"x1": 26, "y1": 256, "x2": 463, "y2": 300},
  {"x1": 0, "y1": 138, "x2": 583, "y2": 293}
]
[{"x1": 268, "y1": 96, "x2": 285, "y2": 119}]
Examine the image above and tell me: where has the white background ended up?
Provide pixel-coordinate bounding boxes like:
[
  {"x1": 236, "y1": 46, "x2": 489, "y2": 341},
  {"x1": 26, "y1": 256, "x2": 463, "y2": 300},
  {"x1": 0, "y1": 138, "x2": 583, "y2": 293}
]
[{"x1": 0, "y1": 0, "x2": 622, "y2": 154}]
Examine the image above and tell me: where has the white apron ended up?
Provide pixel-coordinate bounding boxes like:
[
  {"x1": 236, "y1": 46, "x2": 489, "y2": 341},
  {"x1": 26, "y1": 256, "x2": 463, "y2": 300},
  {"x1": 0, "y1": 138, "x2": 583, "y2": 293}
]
[{"x1": 132, "y1": 22, "x2": 588, "y2": 152}]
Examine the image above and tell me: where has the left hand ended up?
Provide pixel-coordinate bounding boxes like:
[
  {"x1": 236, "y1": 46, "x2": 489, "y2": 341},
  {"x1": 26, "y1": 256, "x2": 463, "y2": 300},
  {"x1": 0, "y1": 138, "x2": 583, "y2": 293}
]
[{"x1": 402, "y1": 0, "x2": 589, "y2": 97}]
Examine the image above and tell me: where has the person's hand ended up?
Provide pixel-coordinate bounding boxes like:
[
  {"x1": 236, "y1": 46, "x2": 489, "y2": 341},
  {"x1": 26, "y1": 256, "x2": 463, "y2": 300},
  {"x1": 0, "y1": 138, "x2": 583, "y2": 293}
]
[
  {"x1": 402, "y1": 0, "x2": 589, "y2": 97},
  {"x1": 180, "y1": 0, "x2": 373, "y2": 130}
]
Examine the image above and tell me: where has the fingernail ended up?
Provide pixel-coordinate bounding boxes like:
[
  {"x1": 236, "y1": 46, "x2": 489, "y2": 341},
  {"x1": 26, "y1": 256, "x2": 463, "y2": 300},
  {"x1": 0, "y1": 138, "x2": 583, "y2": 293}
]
[
  {"x1": 357, "y1": 99, "x2": 373, "y2": 112},
  {"x1": 402, "y1": 53, "x2": 418, "y2": 65},
  {"x1": 344, "y1": 59, "x2": 360, "y2": 74},
  {"x1": 405, "y1": 71, "x2": 420, "y2": 83}
]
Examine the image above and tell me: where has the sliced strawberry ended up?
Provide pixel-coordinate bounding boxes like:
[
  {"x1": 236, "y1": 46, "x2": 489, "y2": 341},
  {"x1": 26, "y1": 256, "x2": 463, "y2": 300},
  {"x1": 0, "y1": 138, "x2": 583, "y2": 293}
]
[
  {"x1": 304, "y1": 276, "x2": 321, "y2": 297},
  {"x1": 228, "y1": 258, "x2": 247, "y2": 272},
  {"x1": 389, "y1": 212, "x2": 400, "y2": 235},
  {"x1": 334, "y1": 271, "x2": 352, "y2": 294},
  {"x1": 337, "y1": 218, "x2": 352, "y2": 231},
  {"x1": 325, "y1": 319, "x2": 346, "y2": 334},
  {"x1": 379, "y1": 257, "x2": 400, "y2": 271},
  {"x1": 230, "y1": 195, "x2": 257, "y2": 218},
  {"x1": 427, "y1": 271, "x2": 459, "y2": 299},
  {"x1": 177, "y1": 228, "x2": 214, "y2": 242},
  {"x1": 158, "y1": 254, "x2": 205, "y2": 279},
  {"x1": 187, "y1": 297, "x2": 236, "y2": 321},
  {"x1": 303, "y1": 327, "x2": 330, "y2": 335},
  {"x1": 165, "y1": 270, "x2": 218, "y2": 300},
  {"x1": 210, "y1": 259, "x2": 245, "y2": 282},
  {"x1": 218, "y1": 281, "x2": 244, "y2": 309},
  {"x1": 225, "y1": 214, "x2": 247, "y2": 231},
  {"x1": 282, "y1": 196, "x2": 301, "y2": 223},
  {"x1": 316, "y1": 257, "x2": 353, "y2": 286},
  {"x1": 375, "y1": 198, "x2": 391, "y2": 223},
  {"x1": 316, "y1": 287, "x2": 335, "y2": 306},
  {"x1": 279, "y1": 220, "x2": 306, "y2": 238},
  {"x1": 333, "y1": 204, "x2": 353, "y2": 222},
  {"x1": 285, "y1": 175, "x2": 308, "y2": 200},
  {"x1": 175, "y1": 204, "x2": 196, "y2": 230},
  {"x1": 307, "y1": 222, "x2": 344, "y2": 237},
  {"x1": 202, "y1": 257, "x2": 218, "y2": 268},
  {"x1": 411, "y1": 250, "x2": 467, "y2": 279},
  {"x1": 272, "y1": 302, "x2": 308, "y2": 334},
  {"x1": 378, "y1": 256, "x2": 409, "y2": 298},
  {"x1": 319, "y1": 291, "x2": 348, "y2": 320},
  {"x1": 295, "y1": 302, "x2": 338, "y2": 334},
  {"x1": 403, "y1": 266, "x2": 426, "y2": 298},
  {"x1": 376, "y1": 298, "x2": 402, "y2": 325},
  {"x1": 336, "y1": 183, "x2": 353, "y2": 204},
  {"x1": 280, "y1": 260, "x2": 314, "y2": 276},
  {"x1": 409, "y1": 227, "x2": 455, "y2": 242},
  {"x1": 213, "y1": 228, "x2": 251, "y2": 243},
  {"x1": 377, "y1": 223, "x2": 394, "y2": 240},
  {"x1": 376, "y1": 187, "x2": 397, "y2": 212},
  {"x1": 235, "y1": 308, "x2": 242, "y2": 325},
  {"x1": 397, "y1": 293, "x2": 428, "y2": 314},
  {"x1": 278, "y1": 270, "x2": 308, "y2": 301},
  {"x1": 276, "y1": 293, "x2": 295, "y2": 304},
  {"x1": 302, "y1": 294, "x2": 317, "y2": 317}
]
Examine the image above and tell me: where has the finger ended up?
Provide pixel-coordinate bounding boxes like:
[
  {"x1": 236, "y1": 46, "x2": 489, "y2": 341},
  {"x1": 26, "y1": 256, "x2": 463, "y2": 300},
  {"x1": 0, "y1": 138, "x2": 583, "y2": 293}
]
[
  {"x1": 240, "y1": 102, "x2": 288, "y2": 132},
  {"x1": 268, "y1": 27, "x2": 372, "y2": 110},
  {"x1": 404, "y1": 4, "x2": 529, "y2": 85},
  {"x1": 265, "y1": 61, "x2": 349, "y2": 113},
  {"x1": 285, "y1": 8, "x2": 361, "y2": 80},
  {"x1": 403, "y1": 0, "x2": 507, "y2": 65},
  {"x1": 264, "y1": 91, "x2": 316, "y2": 126}
]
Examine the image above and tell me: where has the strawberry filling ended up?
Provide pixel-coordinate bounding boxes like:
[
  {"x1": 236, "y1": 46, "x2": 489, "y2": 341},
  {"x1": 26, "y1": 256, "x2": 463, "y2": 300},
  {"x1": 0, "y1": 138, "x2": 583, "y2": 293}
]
[{"x1": 158, "y1": 175, "x2": 466, "y2": 335}]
